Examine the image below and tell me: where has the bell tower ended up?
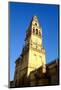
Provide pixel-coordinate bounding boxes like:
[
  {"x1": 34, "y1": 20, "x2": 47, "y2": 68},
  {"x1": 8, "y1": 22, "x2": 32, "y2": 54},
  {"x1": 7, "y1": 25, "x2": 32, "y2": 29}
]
[
  {"x1": 24, "y1": 16, "x2": 46, "y2": 76},
  {"x1": 14, "y1": 16, "x2": 46, "y2": 84}
]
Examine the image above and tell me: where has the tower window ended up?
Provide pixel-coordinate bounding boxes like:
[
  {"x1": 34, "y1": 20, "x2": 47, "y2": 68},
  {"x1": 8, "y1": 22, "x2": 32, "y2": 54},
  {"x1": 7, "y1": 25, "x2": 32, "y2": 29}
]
[
  {"x1": 33, "y1": 28, "x2": 35, "y2": 34},
  {"x1": 35, "y1": 23, "x2": 37, "y2": 26},
  {"x1": 16, "y1": 70, "x2": 17, "y2": 74},
  {"x1": 39, "y1": 31, "x2": 41, "y2": 36},
  {"x1": 36, "y1": 29, "x2": 38, "y2": 34}
]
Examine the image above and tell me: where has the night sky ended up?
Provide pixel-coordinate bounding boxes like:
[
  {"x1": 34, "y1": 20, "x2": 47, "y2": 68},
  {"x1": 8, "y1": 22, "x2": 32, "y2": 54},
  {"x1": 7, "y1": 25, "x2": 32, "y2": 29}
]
[{"x1": 9, "y1": 2, "x2": 59, "y2": 80}]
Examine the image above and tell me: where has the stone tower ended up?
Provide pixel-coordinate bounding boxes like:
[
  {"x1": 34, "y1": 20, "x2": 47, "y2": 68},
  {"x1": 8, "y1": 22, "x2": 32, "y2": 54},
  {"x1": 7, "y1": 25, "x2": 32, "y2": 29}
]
[
  {"x1": 14, "y1": 16, "x2": 46, "y2": 86},
  {"x1": 25, "y1": 16, "x2": 46, "y2": 76}
]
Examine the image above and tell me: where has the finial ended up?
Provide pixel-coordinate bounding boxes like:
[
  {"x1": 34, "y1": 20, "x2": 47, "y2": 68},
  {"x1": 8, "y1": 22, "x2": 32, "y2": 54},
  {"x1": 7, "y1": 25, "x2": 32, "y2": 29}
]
[{"x1": 32, "y1": 15, "x2": 38, "y2": 21}]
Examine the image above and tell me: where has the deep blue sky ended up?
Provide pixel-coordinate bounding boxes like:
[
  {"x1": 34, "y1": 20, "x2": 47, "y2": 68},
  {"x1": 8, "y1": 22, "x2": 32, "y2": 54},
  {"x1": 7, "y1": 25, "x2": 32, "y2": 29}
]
[{"x1": 9, "y1": 2, "x2": 59, "y2": 81}]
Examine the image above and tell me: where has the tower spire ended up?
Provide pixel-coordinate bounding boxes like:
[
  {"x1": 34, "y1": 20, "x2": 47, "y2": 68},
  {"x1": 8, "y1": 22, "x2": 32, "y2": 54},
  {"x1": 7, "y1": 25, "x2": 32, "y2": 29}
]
[{"x1": 32, "y1": 15, "x2": 38, "y2": 21}]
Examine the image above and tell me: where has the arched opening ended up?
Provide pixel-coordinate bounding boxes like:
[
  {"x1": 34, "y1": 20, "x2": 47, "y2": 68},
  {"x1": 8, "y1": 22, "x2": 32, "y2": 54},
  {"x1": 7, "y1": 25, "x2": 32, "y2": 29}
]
[
  {"x1": 39, "y1": 31, "x2": 41, "y2": 36},
  {"x1": 33, "y1": 28, "x2": 35, "y2": 34},
  {"x1": 36, "y1": 29, "x2": 38, "y2": 34},
  {"x1": 35, "y1": 23, "x2": 37, "y2": 26}
]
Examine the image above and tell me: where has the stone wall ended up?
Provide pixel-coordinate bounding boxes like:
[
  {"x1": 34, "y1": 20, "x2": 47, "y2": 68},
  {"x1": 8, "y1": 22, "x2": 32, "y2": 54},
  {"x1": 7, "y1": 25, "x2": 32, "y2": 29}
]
[{"x1": 10, "y1": 59, "x2": 59, "y2": 87}]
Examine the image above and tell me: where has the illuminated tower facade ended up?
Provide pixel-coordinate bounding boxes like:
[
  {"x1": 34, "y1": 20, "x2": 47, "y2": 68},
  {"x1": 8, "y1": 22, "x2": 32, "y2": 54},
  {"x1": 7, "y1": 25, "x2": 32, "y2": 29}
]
[{"x1": 14, "y1": 16, "x2": 46, "y2": 86}]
